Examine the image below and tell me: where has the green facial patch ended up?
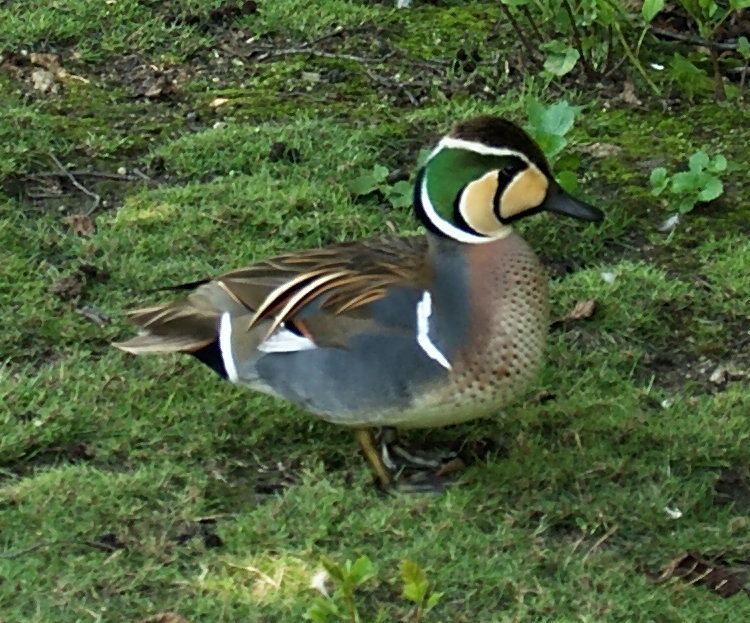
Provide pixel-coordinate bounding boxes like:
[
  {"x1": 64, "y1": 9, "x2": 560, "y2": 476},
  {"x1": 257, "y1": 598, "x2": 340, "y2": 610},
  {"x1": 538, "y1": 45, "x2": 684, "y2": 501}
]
[{"x1": 424, "y1": 148, "x2": 515, "y2": 223}]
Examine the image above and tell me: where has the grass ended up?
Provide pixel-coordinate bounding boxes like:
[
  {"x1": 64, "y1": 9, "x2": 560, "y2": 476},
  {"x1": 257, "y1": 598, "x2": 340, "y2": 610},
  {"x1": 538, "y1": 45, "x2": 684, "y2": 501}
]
[{"x1": 2, "y1": 1, "x2": 750, "y2": 621}]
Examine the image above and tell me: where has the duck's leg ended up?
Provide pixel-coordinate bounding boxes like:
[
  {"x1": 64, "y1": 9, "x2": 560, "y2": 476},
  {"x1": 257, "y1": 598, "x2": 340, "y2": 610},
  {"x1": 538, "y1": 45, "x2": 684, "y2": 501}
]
[
  {"x1": 377, "y1": 427, "x2": 459, "y2": 471},
  {"x1": 353, "y1": 428, "x2": 392, "y2": 489}
]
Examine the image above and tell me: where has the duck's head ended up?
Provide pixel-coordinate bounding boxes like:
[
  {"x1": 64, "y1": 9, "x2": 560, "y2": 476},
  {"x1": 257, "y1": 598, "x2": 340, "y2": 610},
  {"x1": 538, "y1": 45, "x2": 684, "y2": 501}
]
[{"x1": 414, "y1": 116, "x2": 604, "y2": 243}]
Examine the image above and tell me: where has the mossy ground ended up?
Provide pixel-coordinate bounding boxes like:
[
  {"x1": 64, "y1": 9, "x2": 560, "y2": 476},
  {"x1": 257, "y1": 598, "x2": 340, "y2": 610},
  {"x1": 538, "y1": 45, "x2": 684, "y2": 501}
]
[{"x1": 2, "y1": 1, "x2": 750, "y2": 621}]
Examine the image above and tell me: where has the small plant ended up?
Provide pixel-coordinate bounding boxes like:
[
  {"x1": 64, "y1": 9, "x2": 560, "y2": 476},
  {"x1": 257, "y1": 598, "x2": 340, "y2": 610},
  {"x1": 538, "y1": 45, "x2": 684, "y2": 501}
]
[
  {"x1": 642, "y1": 0, "x2": 750, "y2": 100},
  {"x1": 349, "y1": 164, "x2": 413, "y2": 209},
  {"x1": 524, "y1": 99, "x2": 580, "y2": 193},
  {"x1": 306, "y1": 556, "x2": 377, "y2": 623},
  {"x1": 400, "y1": 559, "x2": 443, "y2": 622},
  {"x1": 499, "y1": 0, "x2": 657, "y2": 90},
  {"x1": 306, "y1": 557, "x2": 443, "y2": 623},
  {"x1": 649, "y1": 150, "x2": 728, "y2": 214}
]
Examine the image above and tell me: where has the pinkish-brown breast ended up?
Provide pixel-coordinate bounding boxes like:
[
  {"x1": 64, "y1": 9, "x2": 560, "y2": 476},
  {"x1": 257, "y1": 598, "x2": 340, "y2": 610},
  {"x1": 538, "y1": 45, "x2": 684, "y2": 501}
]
[{"x1": 415, "y1": 232, "x2": 549, "y2": 421}]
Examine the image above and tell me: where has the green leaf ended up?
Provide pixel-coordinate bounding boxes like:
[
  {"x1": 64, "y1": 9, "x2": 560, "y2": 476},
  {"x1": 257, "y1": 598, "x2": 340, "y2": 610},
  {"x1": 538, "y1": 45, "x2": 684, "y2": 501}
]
[
  {"x1": 642, "y1": 0, "x2": 665, "y2": 22},
  {"x1": 709, "y1": 154, "x2": 728, "y2": 172},
  {"x1": 536, "y1": 134, "x2": 567, "y2": 160},
  {"x1": 730, "y1": 0, "x2": 750, "y2": 10},
  {"x1": 348, "y1": 556, "x2": 376, "y2": 586},
  {"x1": 371, "y1": 164, "x2": 389, "y2": 182},
  {"x1": 698, "y1": 176, "x2": 723, "y2": 202},
  {"x1": 738, "y1": 36, "x2": 750, "y2": 60},
  {"x1": 320, "y1": 556, "x2": 345, "y2": 582},
  {"x1": 539, "y1": 101, "x2": 578, "y2": 136},
  {"x1": 305, "y1": 597, "x2": 342, "y2": 623},
  {"x1": 386, "y1": 180, "x2": 413, "y2": 208},
  {"x1": 400, "y1": 559, "x2": 429, "y2": 604},
  {"x1": 425, "y1": 591, "x2": 444, "y2": 612},
  {"x1": 649, "y1": 167, "x2": 668, "y2": 195},
  {"x1": 544, "y1": 41, "x2": 581, "y2": 77},
  {"x1": 556, "y1": 170, "x2": 579, "y2": 194},
  {"x1": 348, "y1": 174, "x2": 379, "y2": 196},
  {"x1": 677, "y1": 197, "x2": 697, "y2": 213},
  {"x1": 670, "y1": 170, "x2": 700, "y2": 194},
  {"x1": 688, "y1": 150, "x2": 709, "y2": 173}
]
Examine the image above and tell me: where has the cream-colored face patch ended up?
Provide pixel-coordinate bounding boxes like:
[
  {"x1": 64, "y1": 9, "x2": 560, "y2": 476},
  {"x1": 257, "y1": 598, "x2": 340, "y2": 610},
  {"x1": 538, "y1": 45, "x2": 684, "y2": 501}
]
[
  {"x1": 457, "y1": 169, "x2": 503, "y2": 236},
  {"x1": 499, "y1": 165, "x2": 548, "y2": 220}
]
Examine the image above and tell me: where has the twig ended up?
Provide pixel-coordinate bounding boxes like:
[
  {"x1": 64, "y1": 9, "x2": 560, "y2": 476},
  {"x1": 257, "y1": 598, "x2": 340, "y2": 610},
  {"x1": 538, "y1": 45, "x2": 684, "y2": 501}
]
[
  {"x1": 582, "y1": 525, "x2": 618, "y2": 562},
  {"x1": 363, "y1": 68, "x2": 419, "y2": 106},
  {"x1": 520, "y1": 5, "x2": 545, "y2": 43},
  {"x1": 303, "y1": 25, "x2": 373, "y2": 48},
  {"x1": 613, "y1": 22, "x2": 659, "y2": 95},
  {"x1": 649, "y1": 26, "x2": 740, "y2": 51},
  {"x1": 562, "y1": 0, "x2": 592, "y2": 77},
  {"x1": 225, "y1": 44, "x2": 394, "y2": 65},
  {"x1": 601, "y1": 25, "x2": 613, "y2": 75},
  {"x1": 131, "y1": 168, "x2": 153, "y2": 182},
  {"x1": 27, "y1": 170, "x2": 144, "y2": 182},
  {"x1": 497, "y1": 3, "x2": 538, "y2": 63},
  {"x1": 709, "y1": 45, "x2": 727, "y2": 101},
  {"x1": 49, "y1": 154, "x2": 101, "y2": 215}
]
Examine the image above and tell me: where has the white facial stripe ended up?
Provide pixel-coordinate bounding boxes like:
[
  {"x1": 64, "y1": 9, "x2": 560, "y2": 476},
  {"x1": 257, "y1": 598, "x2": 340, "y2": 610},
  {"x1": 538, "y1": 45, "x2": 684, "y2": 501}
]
[
  {"x1": 416, "y1": 291, "x2": 452, "y2": 370},
  {"x1": 219, "y1": 312, "x2": 239, "y2": 382},
  {"x1": 419, "y1": 177, "x2": 489, "y2": 244},
  {"x1": 436, "y1": 137, "x2": 533, "y2": 165}
]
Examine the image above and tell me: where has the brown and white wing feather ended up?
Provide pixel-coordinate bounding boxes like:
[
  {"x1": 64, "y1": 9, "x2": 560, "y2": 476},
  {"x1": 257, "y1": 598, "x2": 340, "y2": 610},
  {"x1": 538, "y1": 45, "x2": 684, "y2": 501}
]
[{"x1": 114, "y1": 236, "x2": 427, "y2": 355}]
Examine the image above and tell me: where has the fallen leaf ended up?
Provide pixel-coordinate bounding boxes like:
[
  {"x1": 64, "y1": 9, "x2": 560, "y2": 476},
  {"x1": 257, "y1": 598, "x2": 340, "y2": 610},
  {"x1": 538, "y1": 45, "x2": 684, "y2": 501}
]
[
  {"x1": 709, "y1": 364, "x2": 746, "y2": 386},
  {"x1": 652, "y1": 552, "x2": 749, "y2": 598},
  {"x1": 30, "y1": 52, "x2": 61, "y2": 73},
  {"x1": 566, "y1": 299, "x2": 596, "y2": 321},
  {"x1": 139, "y1": 614, "x2": 191, "y2": 623},
  {"x1": 619, "y1": 80, "x2": 642, "y2": 106},
  {"x1": 553, "y1": 299, "x2": 597, "y2": 327},
  {"x1": 63, "y1": 213, "x2": 96, "y2": 237},
  {"x1": 31, "y1": 68, "x2": 58, "y2": 94}
]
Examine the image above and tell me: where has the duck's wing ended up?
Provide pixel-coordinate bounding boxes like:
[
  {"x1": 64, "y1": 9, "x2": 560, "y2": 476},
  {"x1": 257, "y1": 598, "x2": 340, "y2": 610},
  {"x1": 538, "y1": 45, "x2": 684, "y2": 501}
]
[{"x1": 114, "y1": 235, "x2": 429, "y2": 356}]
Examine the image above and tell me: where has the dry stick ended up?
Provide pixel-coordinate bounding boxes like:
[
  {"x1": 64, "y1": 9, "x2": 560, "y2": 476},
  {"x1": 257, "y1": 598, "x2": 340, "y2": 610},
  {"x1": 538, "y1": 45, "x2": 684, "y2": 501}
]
[
  {"x1": 709, "y1": 45, "x2": 727, "y2": 101},
  {"x1": 28, "y1": 170, "x2": 142, "y2": 182},
  {"x1": 363, "y1": 68, "x2": 419, "y2": 106},
  {"x1": 562, "y1": 0, "x2": 592, "y2": 77},
  {"x1": 240, "y1": 46, "x2": 394, "y2": 65},
  {"x1": 601, "y1": 25, "x2": 614, "y2": 75},
  {"x1": 497, "y1": 3, "x2": 538, "y2": 62},
  {"x1": 649, "y1": 26, "x2": 739, "y2": 51},
  {"x1": 613, "y1": 22, "x2": 659, "y2": 94},
  {"x1": 49, "y1": 154, "x2": 101, "y2": 215},
  {"x1": 520, "y1": 5, "x2": 544, "y2": 43}
]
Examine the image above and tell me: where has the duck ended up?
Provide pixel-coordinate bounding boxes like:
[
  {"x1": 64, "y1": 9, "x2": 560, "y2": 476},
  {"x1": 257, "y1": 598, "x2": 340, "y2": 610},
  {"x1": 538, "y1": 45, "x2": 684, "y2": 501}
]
[{"x1": 115, "y1": 116, "x2": 603, "y2": 489}]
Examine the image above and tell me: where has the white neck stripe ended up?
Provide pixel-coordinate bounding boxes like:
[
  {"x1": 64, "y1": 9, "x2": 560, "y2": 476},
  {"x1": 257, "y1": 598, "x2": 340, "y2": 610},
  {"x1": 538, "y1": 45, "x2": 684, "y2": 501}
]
[
  {"x1": 419, "y1": 175, "x2": 512, "y2": 244},
  {"x1": 419, "y1": 177, "x2": 489, "y2": 244}
]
